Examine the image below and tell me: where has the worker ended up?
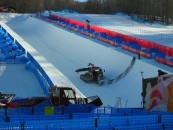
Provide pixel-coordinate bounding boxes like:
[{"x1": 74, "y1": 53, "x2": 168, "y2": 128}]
[
  {"x1": 86, "y1": 20, "x2": 90, "y2": 30},
  {"x1": 158, "y1": 70, "x2": 167, "y2": 77},
  {"x1": 138, "y1": 50, "x2": 141, "y2": 59}
]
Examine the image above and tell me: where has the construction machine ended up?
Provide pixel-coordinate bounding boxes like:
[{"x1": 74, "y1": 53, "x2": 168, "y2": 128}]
[
  {"x1": 75, "y1": 63, "x2": 105, "y2": 85},
  {"x1": 0, "y1": 86, "x2": 102, "y2": 108}
]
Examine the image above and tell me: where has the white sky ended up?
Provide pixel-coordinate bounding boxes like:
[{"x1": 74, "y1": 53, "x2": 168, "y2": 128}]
[{"x1": 0, "y1": 12, "x2": 173, "y2": 108}]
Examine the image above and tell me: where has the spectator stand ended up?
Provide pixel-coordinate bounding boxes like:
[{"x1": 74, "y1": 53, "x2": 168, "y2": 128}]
[
  {"x1": 0, "y1": 28, "x2": 27, "y2": 64},
  {"x1": 1, "y1": 106, "x2": 173, "y2": 129},
  {"x1": 80, "y1": 28, "x2": 97, "y2": 38},
  {"x1": 67, "y1": 23, "x2": 79, "y2": 32},
  {"x1": 44, "y1": 13, "x2": 173, "y2": 68}
]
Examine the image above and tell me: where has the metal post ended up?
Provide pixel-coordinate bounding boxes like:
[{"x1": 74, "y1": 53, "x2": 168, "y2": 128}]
[
  {"x1": 141, "y1": 71, "x2": 144, "y2": 108},
  {"x1": 59, "y1": 87, "x2": 60, "y2": 106},
  {"x1": 125, "y1": 100, "x2": 128, "y2": 108}
]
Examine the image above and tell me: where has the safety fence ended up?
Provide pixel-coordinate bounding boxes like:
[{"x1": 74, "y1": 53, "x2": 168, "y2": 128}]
[{"x1": 38, "y1": 14, "x2": 173, "y2": 68}]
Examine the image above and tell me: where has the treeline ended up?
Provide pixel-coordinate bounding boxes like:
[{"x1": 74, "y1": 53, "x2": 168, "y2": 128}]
[{"x1": 1, "y1": 0, "x2": 173, "y2": 22}]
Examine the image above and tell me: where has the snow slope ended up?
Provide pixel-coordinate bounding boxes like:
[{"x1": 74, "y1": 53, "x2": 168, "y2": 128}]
[{"x1": 0, "y1": 13, "x2": 173, "y2": 107}]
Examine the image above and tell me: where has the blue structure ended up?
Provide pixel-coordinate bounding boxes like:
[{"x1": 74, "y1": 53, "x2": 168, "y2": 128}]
[{"x1": 1, "y1": 106, "x2": 173, "y2": 129}]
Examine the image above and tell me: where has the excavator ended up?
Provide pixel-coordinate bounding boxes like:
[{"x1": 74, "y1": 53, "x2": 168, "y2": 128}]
[
  {"x1": 0, "y1": 86, "x2": 102, "y2": 108},
  {"x1": 75, "y1": 63, "x2": 105, "y2": 85}
]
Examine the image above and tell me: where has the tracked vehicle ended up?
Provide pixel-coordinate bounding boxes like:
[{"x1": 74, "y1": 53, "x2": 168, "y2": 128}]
[{"x1": 75, "y1": 63, "x2": 105, "y2": 84}]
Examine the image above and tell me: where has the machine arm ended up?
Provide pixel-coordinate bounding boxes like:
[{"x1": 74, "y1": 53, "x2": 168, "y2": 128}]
[
  {"x1": 75, "y1": 68, "x2": 90, "y2": 73},
  {"x1": 88, "y1": 63, "x2": 95, "y2": 67}
]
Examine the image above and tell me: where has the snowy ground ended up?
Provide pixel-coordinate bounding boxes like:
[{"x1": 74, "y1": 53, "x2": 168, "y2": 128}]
[
  {"x1": 0, "y1": 12, "x2": 173, "y2": 108},
  {"x1": 0, "y1": 64, "x2": 45, "y2": 98}
]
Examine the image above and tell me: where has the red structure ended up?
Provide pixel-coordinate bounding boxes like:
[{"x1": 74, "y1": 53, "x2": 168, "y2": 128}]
[{"x1": 0, "y1": 5, "x2": 15, "y2": 13}]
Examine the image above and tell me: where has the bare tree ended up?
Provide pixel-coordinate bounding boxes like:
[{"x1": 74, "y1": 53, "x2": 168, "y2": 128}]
[{"x1": 1, "y1": 0, "x2": 173, "y2": 21}]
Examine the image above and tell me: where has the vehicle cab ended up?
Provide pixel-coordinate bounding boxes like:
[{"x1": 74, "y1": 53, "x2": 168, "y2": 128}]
[{"x1": 49, "y1": 86, "x2": 77, "y2": 106}]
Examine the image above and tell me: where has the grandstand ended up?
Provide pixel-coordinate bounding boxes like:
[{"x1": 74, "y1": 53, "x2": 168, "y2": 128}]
[{"x1": 0, "y1": 105, "x2": 173, "y2": 129}]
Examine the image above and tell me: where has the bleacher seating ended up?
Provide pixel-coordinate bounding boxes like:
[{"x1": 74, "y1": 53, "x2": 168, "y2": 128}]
[
  {"x1": 0, "y1": 109, "x2": 5, "y2": 122},
  {"x1": 24, "y1": 118, "x2": 95, "y2": 130},
  {"x1": 34, "y1": 99, "x2": 53, "y2": 115},
  {"x1": 99, "y1": 32, "x2": 108, "y2": 39},
  {"x1": 91, "y1": 106, "x2": 115, "y2": 114},
  {"x1": 0, "y1": 29, "x2": 27, "y2": 64},
  {"x1": 164, "y1": 123, "x2": 173, "y2": 130},
  {"x1": 78, "y1": 26, "x2": 84, "y2": 32},
  {"x1": 7, "y1": 107, "x2": 33, "y2": 116},
  {"x1": 54, "y1": 106, "x2": 63, "y2": 114},
  {"x1": 129, "y1": 115, "x2": 158, "y2": 125},
  {"x1": 161, "y1": 115, "x2": 173, "y2": 124},
  {"x1": 10, "y1": 114, "x2": 69, "y2": 122},
  {"x1": 58, "y1": 118, "x2": 95, "y2": 130},
  {"x1": 169, "y1": 58, "x2": 173, "y2": 62},
  {"x1": 1, "y1": 106, "x2": 173, "y2": 129},
  {"x1": 72, "y1": 113, "x2": 125, "y2": 119},
  {"x1": 67, "y1": 24, "x2": 78, "y2": 32},
  {"x1": 114, "y1": 123, "x2": 164, "y2": 130},
  {"x1": 0, "y1": 122, "x2": 21, "y2": 130},
  {"x1": 97, "y1": 116, "x2": 129, "y2": 129},
  {"x1": 97, "y1": 115, "x2": 159, "y2": 129},
  {"x1": 24, "y1": 120, "x2": 60, "y2": 130}
]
